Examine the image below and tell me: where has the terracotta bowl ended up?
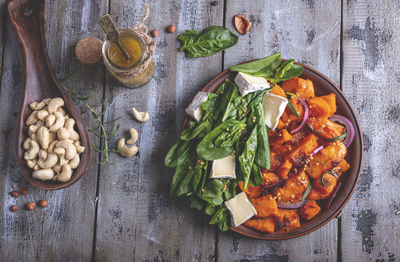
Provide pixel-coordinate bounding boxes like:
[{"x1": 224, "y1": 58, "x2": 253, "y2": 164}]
[{"x1": 185, "y1": 62, "x2": 363, "y2": 240}]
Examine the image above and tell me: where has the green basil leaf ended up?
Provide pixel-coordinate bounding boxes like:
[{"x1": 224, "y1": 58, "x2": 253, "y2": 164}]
[
  {"x1": 272, "y1": 59, "x2": 303, "y2": 83},
  {"x1": 239, "y1": 126, "x2": 258, "y2": 189},
  {"x1": 229, "y1": 52, "x2": 282, "y2": 78},
  {"x1": 178, "y1": 26, "x2": 238, "y2": 58}
]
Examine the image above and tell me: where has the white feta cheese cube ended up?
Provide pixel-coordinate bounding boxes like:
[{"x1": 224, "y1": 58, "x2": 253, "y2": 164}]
[
  {"x1": 210, "y1": 155, "x2": 236, "y2": 179},
  {"x1": 262, "y1": 93, "x2": 288, "y2": 130},
  {"x1": 234, "y1": 72, "x2": 271, "y2": 96},
  {"x1": 185, "y1": 92, "x2": 208, "y2": 122},
  {"x1": 224, "y1": 192, "x2": 257, "y2": 227}
]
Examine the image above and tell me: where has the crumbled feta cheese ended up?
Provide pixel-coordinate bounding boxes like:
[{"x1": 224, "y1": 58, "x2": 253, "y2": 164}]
[
  {"x1": 185, "y1": 92, "x2": 208, "y2": 122},
  {"x1": 262, "y1": 93, "x2": 288, "y2": 130},
  {"x1": 210, "y1": 155, "x2": 236, "y2": 179},
  {"x1": 225, "y1": 192, "x2": 257, "y2": 227},
  {"x1": 234, "y1": 72, "x2": 271, "y2": 96}
]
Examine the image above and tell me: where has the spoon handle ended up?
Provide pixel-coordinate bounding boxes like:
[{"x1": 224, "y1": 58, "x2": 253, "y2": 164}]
[{"x1": 98, "y1": 14, "x2": 131, "y2": 60}]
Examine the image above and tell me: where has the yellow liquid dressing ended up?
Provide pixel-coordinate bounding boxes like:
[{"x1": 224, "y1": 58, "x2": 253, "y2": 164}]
[{"x1": 107, "y1": 37, "x2": 142, "y2": 68}]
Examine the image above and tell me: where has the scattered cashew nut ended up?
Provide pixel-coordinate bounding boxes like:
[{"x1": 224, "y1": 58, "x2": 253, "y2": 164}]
[
  {"x1": 32, "y1": 169, "x2": 54, "y2": 181},
  {"x1": 131, "y1": 107, "x2": 150, "y2": 122},
  {"x1": 117, "y1": 138, "x2": 138, "y2": 157},
  {"x1": 126, "y1": 128, "x2": 139, "y2": 145}
]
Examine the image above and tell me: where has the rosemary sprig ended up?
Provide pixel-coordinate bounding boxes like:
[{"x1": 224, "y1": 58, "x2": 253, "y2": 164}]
[{"x1": 60, "y1": 66, "x2": 120, "y2": 165}]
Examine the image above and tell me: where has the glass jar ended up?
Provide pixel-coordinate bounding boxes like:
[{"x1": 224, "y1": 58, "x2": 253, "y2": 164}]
[{"x1": 102, "y1": 29, "x2": 155, "y2": 88}]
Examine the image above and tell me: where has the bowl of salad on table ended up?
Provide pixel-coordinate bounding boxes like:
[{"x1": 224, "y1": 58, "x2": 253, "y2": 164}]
[{"x1": 165, "y1": 52, "x2": 362, "y2": 240}]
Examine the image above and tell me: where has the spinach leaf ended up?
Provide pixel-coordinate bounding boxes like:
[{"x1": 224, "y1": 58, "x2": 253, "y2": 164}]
[
  {"x1": 224, "y1": 181, "x2": 237, "y2": 201},
  {"x1": 209, "y1": 205, "x2": 229, "y2": 224},
  {"x1": 201, "y1": 92, "x2": 218, "y2": 120},
  {"x1": 190, "y1": 196, "x2": 204, "y2": 211},
  {"x1": 180, "y1": 119, "x2": 211, "y2": 141},
  {"x1": 254, "y1": 103, "x2": 271, "y2": 169},
  {"x1": 170, "y1": 159, "x2": 192, "y2": 196},
  {"x1": 229, "y1": 52, "x2": 282, "y2": 78},
  {"x1": 214, "y1": 121, "x2": 245, "y2": 147},
  {"x1": 205, "y1": 204, "x2": 216, "y2": 216},
  {"x1": 175, "y1": 166, "x2": 195, "y2": 196},
  {"x1": 239, "y1": 126, "x2": 258, "y2": 189},
  {"x1": 192, "y1": 162, "x2": 207, "y2": 193},
  {"x1": 198, "y1": 179, "x2": 225, "y2": 206},
  {"x1": 270, "y1": 59, "x2": 303, "y2": 83},
  {"x1": 197, "y1": 119, "x2": 245, "y2": 160},
  {"x1": 164, "y1": 141, "x2": 181, "y2": 167},
  {"x1": 250, "y1": 163, "x2": 263, "y2": 186},
  {"x1": 178, "y1": 26, "x2": 238, "y2": 58}
]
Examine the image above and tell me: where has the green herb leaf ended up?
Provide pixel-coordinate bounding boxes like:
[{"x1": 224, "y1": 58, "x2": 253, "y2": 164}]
[
  {"x1": 302, "y1": 182, "x2": 312, "y2": 201},
  {"x1": 178, "y1": 26, "x2": 238, "y2": 58},
  {"x1": 320, "y1": 173, "x2": 328, "y2": 187},
  {"x1": 205, "y1": 204, "x2": 216, "y2": 216},
  {"x1": 198, "y1": 179, "x2": 225, "y2": 206},
  {"x1": 209, "y1": 206, "x2": 229, "y2": 224},
  {"x1": 239, "y1": 126, "x2": 258, "y2": 189},
  {"x1": 326, "y1": 132, "x2": 347, "y2": 142},
  {"x1": 229, "y1": 52, "x2": 282, "y2": 78},
  {"x1": 287, "y1": 100, "x2": 300, "y2": 119},
  {"x1": 271, "y1": 59, "x2": 303, "y2": 84},
  {"x1": 254, "y1": 103, "x2": 271, "y2": 169}
]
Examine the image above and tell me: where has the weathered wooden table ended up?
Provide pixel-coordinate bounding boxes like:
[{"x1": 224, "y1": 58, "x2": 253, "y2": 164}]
[{"x1": 0, "y1": 0, "x2": 399, "y2": 261}]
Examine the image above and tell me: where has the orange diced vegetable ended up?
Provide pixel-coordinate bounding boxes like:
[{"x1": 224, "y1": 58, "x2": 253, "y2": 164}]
[
  {"x1": 238, "y1": 181, "x2": 263, "y2": 199},
  {"x1": 269, "y1": 152, "x2": 282, "y2": 171},
  {"x1": 251, "y1": 194, "x2": 278, "y2": 218},
  {"x1": 276, "y1": 119, "x2": 286, "y2": 129},
  {"x1": 332, "y1": 159, "x2": 350, "y2": 175},
  {"x1": 313, "y1": 172, "x2": 337, "y2": 194},
  {"x1": 276, "y1": 160, "x2": 292, "y2": 180},
  {"x1": 275, "y1": 129, "x2": 293, "y2": 144},
  {"x1": 276, "y1": 209, "x2": 301, "y2": 231},
  {"x1": 307, "y1": 117, "x2": 346, "y2": 140},
  {"x1": 299, "y1": 200, "x2": 321, "y2": 220},
  {"x1": 274, "y1": 171, "x2": 309, "y2": 203},
  {"x1": 285, "y1": 133, "x2": 318, "y2": 166},
  {"x1": 307, "y1": 188, "x2": 330, "y2": 200},
  {"x1": 270, "y1": 143, "x2": 293, "y2": 156},
  {"x1": 320, "y1": 93, "x2": 336, "y2": 116},
  {"x1": 270, "y1": 84, "x2": 287, "y2": 98},
  {"x1": 281, "y1": 97, "x2": 305, "y2": 122},
  {"x1": 243, "y1": 217, "x2": 276, "y2": 233},
  {"x1": 281, "y1": 77, "x2": 315, "y2": 99},
  {"x1": 262, "y1": 171, "x2": 280, "y2": 186},
  {"x1": 306, "y1": 141, "x2": 347, "y2": 179},
  {"x1": 308, "y1": 97, "x2": 331, "y2": 118}
]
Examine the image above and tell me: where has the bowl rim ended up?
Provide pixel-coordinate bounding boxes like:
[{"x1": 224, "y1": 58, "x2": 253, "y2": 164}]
[{"x1": 187, "y1": 61, "x2": 363, "y2": 240}]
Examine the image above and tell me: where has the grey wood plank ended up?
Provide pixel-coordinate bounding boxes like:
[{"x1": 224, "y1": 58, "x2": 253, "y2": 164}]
[
  {"x1": 341, "y1": 1, "x2": 400, "y2": 261},
  {"x1": 217, "y1": 1, "x2": 341, "y2": 261},
  {"x1": 0, "y1": 0, "x2": 108, "y2": 261},
  {"x1": 94, "y1": 1, "x2": 223, "y2": 261},
  {"x1": 0, "y1": 0, "x2": 6, "y2": 87}
]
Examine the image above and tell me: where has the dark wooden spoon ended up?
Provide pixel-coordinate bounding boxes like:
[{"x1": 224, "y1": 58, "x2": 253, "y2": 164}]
[{"x1": 8, "y1": 0, "x2": 92, "y2": 190}]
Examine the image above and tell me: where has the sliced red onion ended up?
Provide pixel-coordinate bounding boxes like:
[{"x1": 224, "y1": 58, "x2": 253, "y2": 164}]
[
  {"x1": 312, "y1": 145, "x2": 324, "y2": 156},
  {"x1": 290, "y1": 97, "x2": 309, "y2": 134},
  {"x1": 329, "y1": 114, "x2": 355, "y2": 147},
  {"x1": 325, "y1": 182, "x2": 342, "y2": 208},
  {"x1": 277, "y1": 200, "x2": 308, "y2": 210}
]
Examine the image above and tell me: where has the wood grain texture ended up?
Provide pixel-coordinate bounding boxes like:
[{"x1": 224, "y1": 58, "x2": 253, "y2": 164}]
[
  {"x1": 217, "y1": 1, "x2": 341, "y2": 261},
  {"x1": 0, "y1": 0, "x2": 107, "y2": 261},
  {"x1": 93, "y1": 1, "x2": 223, "y2": 261},
  {"x1": 341, "y1": 0, "x2": 400, "y2": 261}
]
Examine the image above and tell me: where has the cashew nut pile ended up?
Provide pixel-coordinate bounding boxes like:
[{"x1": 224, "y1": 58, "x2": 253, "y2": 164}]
[
  {"x1": 23, "y1": 97, "x2": 85, "y2": 182},
  {"x1": 117, "y1": 128, "x2": 139, "y2": 157}
]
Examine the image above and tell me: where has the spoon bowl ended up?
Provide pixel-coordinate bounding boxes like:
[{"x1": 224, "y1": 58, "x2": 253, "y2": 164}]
[{"x1": 8, "y1": 0, "x2": 92, "y2": 190}]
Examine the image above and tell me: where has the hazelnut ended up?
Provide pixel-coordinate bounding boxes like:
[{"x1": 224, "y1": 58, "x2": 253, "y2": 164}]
[
  {"x1": 38, "y1": 200, "x2": 48, "y2": 208},
  {"x1": 166, "y1": 24, "x2": 176, "y2": 33},
  {"x1": 10, "y1": 205, "x2": 18, "y2": 212},
  {"x1": 10, "y1": 190, "x2": 19, "y2": 198},
  {"x1": 151, "y1": 29, "x2": 159, "y2": 37},
  {"x1": 26, "y1": 202, "x2": 36, "y2": 211},
  {"x1": 21, "y1": 187, "x2": 28, "y2": 195}
]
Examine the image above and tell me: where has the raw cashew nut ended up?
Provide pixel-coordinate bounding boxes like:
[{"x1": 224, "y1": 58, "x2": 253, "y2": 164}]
[
  {"x1": 53, "y1": 147, "x2": 66, "y2": 156},
  {"x1": 48, "y1": 140, "x2": 59, "y2": 152},
  {"x1": 49, "y1": 111, "x2": 65, "y2": 132},
  {"x1": 38, "y1": 149, "x2": 48, "y2": 160},
  {"x1": 69, "y1": 154, "x2": 80, "y2": 169},
  {"x1": 26, "y1": 159, "x2": 37, "y2": 169},
  {"x1": 57, "y1": 107, "x2": 66, "y2": 116},
  {"x1": 57, "y1": 127, "x2": 70, "y2": 140},
  {"x1": 47, "y1": 97, "x2": 65, "y2": 113},
  {"x1": 37, "y1": 110, "x2": 49, "y2": 121},
  {"x1": 126, "y1": 128, "x2": 139, "y2": 145},
  {"x1": 42, "y1": 98, "x2": 51, "y2": 105},
  {"x1": 28, "y1": 121, "x2": 44, "y2": 136},
  {"x1": 37, "y1": 153, "x2": 58, "y2": 169},
  {"x1": 32, "y1": 169, "x2": 54, "y2": 181},
  {"x1": 117, "y1": 138, "x2": 138, "y2": 157},
  {"x1": 30, "y1": 133, "x2": 37, "y2": 141},
  {"x1": 26, "y1": 111, "x2": 38, "y2": 125},
  {"x1": 24, "y1": 140, "x2": 39, "y2": 160},
  {"x1": 36, "y1": 126, "x2": 50, "y2": 149},
  {"x1": 74, "y1": 141, "x2": 85, "y2": 154},
  {"x1": 49, "y1": 132, "x2": 57, "y2": 143},
  {"x1": 64, "y1": 118, "x2": 80, "y2": 141},
  {"x1": 58, "y1": 154, "x2": 69, "y2": 166},
  {"x1": 23, "y1": 138, "x2": 32, "y2": 150},
  {"x1": 53, "y1": 164, "x2": 61, "y2": 175},
  {"x1": 55, "y1": 140, "x2": 76, "y2": 160},
  {"x1": 45, "y1": 114, "x2": 56, "y2": 127},
  {"x1": 29, "y1": 101, "x2": 46, "y2": 110},
  {"x1": 57, "y1": 164, "x2": 72, "y2": 182},
  {"x1": 131, "y1": 107, "x2": 150, "y2": 122},
  {"x1": 33, "y1": 165, "x2": 39, "y2": 171}
]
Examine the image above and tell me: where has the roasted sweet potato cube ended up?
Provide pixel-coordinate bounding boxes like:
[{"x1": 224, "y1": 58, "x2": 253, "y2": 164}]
[
  {"x1": 270, "y1": 84, "x2": 287, "y2": 98},
  {"x1": 307, "y1": 188, "x2": 331, "y2": 200},
  {"x1": 282, "y1": 97, "x2": 305, "y2": 122},
  {"x1": 306, "y1": 141, "x2": 347, "y2": 179},
  {"x1": 281, "y1": 77, "x2": 315, "y2": 99},
  {"x1": 270, "y1": 143, "x2": 293, "y2": 156},
  {"x1": 276, "y1": 160, "x2": 292, "y2": 180},
  {"x1": 332, "y1": 159, "x2": 350, "y2": 175},
  {"x1": 268, "y1": 152, "x2": 282, "y2": 171},
  {"x1": 276, "y1": 119, "x2": 286, "y2": 129},
  {"x1": 243, "y1": 217, "x2": 276, "y2": 233},
  {"x1": 320, "y1": 93, "x2": 336, "y2": 116},
  {"x1": 274, "y1": 171, "x2": 309, "y2": 203},
  {"x1": 285, "y1": 133, "x2": 318, "y2": 166},
  {"x1": 238, "y1": 181, "x2": 263, "y2": 199},
  {"x1": 274, "y1": 129, "x2": 293, "y2": 144},
  {"x1": 313, "y1": 173, "x2": 337, "y2": 194},
  {"x1": 299, "y1": 200, "x2": 321, "y2": 220},
  {"x1": 307, "y1": 117, "x2": 346, "y2": 140},
  {"x1": 308, "y1": 97, "x2": 331, "y2": 118},
  {"x1": 262, "y1": 170, "x2": 280, "y2": 186},
  {"x1": 251, "y1": 194, "x2": 278, "y2": 218},
  {"x1": 276, "y1": 209, "x2": 301, "y2": 231}
]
